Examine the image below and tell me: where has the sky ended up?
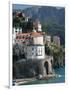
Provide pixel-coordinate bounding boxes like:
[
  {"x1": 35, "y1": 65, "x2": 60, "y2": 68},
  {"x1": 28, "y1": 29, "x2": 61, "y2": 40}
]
[
  {"x1": 13, "y1": 4, "x2": 33, "y2": 10},
  {"x1": 13, "y1": 4, "x2": 63, "y2": 10}
]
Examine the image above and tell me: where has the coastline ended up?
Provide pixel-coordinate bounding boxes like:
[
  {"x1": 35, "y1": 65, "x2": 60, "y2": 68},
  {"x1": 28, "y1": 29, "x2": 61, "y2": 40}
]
[{"x1": 13, "y1": 73, "x2": 56, "y2": 85}]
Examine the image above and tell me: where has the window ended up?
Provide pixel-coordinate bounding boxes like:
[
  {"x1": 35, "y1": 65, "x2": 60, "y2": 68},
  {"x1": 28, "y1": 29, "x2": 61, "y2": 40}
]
[
  {"x1": 21, "y1": 40, "x2": 23, "y2": 42},
  {"x1": 32, "y1": 52, "x2": 34, "y2": 55},
  {"x1": 32, "y1": 47, "x2": 34, "y2": 51},
  {"x1": 19, "y1": 36, "x2": 21, "y2": 39},
  {"x1": 22, "y1": 36, "x2": 24, "y2": 39},
  {"x1": 15, "y1": 31, "x2": 17, "y2": 33},
  {"x1": 16, "y1": 36, "x2": 18, "y2": 39},
  {"x1": 36, "y1": 47, "x2": 42, "y2": 56},
  {"x1": 21, "y1": 49, "x2": 24, "y2": 53},
  {"x1": 32, "y1": 47, "x2": 36, "y2": 56}
]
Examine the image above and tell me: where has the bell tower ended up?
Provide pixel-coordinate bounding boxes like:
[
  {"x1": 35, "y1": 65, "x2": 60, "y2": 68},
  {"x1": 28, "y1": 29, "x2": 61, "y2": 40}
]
[{"x1": 34, "y1": 20, "x2": 42, "y2": 32}]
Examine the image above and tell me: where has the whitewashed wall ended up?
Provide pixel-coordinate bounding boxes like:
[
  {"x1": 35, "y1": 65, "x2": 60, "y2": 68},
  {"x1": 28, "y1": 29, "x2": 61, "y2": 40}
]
[
  {"x1": 38, "y1": 24, "x2": 42, "y2": 31},
  {"x1": 33, "y1": 36, "x2": 44, "y2": 45},
  {"x1": 26, "y1": 45, "x2": 45, "y2": 60},
  {"x1": 13, "y1": 27, "x2": 22, "y2": 35},
  {"x1": 53, "y1": 36, "x2": 60, "y2": 46}
]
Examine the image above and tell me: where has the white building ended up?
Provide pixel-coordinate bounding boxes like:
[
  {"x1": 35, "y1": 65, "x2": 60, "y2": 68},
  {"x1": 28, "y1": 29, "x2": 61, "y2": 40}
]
[
  {"x1": 26, "y1": 45, "x2": 45, "y2": 60},
  {"x1": 33, "y1": 36, "x2": 44, "y2": 45},
  {"x1": 37, "y1": 23, "x2": 42, "y2": 32},
  {"x1": 12, "y1": 27, "x2": 22, "y2": 44},
  {"x1": 32, "y1": 27, "x2": 45, "y2": 45},
  {"x1": 25, "y1": 17, "x2": 30, "y2": 22},
  {"x1": 31, "y1": 32, "x2": 44, "y2": 45},
  {"x1": 15, "y1": 31, "x2": 45, "y2": 60},
  {"x1": 26, "y1": 32, "x2": 45, "y2": 60},
  {"x1": 13, "y1": 27, "x2": 22, "y2": 35},
  {"x1": 45, "y1": 35, "x2": 51, "y2": 46},
  {"x1": 34, "y1": 21, "x2": 42, "y2": 32},
  {"x1": 12, "y1": 34, "x2": 16, "y2": 44},
  {"x1": 15, "y1": 33, "x2": 30, "y2": 44},
  {"x1": 53, "y1": 36, "x2": 60, "y2": 46}
]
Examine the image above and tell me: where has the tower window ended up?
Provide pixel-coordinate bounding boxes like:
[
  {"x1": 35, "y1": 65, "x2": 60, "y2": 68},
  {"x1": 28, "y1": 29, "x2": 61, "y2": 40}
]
[
  {"x1": 15, "y1": 31, "x2": 17, "y2": 33},
  {"x1": 32, "y1": 47, "x2": 34, "y2": 51},
  {"x1": 36, "y1": 47, "x2": 42, "y2": 56}
]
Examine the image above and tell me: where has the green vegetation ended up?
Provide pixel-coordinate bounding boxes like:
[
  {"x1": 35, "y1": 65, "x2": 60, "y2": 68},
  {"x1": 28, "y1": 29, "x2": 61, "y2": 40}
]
[
  {"x1": 13, "y1": 11, "x2": 65, "y2": 68},
  {"x1": 45, "y1": 43, "x2": 64, "y2": 68},
  {"x1": 42, "y1": 22, "x2": 65, "y2": 45},
  {"x1": 13, "y1": 12, "x2": 33, "y2": 32}
]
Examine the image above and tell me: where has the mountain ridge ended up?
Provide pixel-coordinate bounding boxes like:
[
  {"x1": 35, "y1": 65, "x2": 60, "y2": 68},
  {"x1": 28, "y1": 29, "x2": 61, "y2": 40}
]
[{"x1": 22, "y1": 6, "x2": 65, "y2": 25}]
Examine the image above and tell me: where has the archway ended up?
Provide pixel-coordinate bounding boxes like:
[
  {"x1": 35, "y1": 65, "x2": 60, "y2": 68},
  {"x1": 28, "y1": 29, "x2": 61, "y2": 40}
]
[
  {"x1": 51, "y1": 59, "x2": 53, "y2": 68},
  {"x1": 44, "y1": 61, "x2": 49, "y2": 75}
]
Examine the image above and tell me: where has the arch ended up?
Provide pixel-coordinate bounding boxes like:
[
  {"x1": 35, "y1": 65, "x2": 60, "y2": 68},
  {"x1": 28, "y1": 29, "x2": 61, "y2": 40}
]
[
  {"x1": 51, "y1": 59, "x2": 53, "y2": 68},
  {"x1": 44, "y1": 61, "x2": 49, "y2": 75},
  {"x1": 22, "y1": 53, "x2": 25, "y2": 58},
  {"x1": 51, "y1": 59, "x2": 53, "y2": 64}
]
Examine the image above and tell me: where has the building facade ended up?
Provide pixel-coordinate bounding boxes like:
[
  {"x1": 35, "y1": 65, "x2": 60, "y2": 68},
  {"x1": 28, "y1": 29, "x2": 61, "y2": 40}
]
[
  {"x1": 53, "y1": 36, "x2": 60, "y2": 46},
  {"x1": 26, "y1": 45, "x2": 45, "y2": 60},
  {"x1": 33, "y1": 20, "x2": 42, "y2": 32},
  {"x1": 45, "y1": 35, "x2": 51, "y2": 46},
  {"x1": 13, "y1": 20, "x2": 54, "y2": 78}
]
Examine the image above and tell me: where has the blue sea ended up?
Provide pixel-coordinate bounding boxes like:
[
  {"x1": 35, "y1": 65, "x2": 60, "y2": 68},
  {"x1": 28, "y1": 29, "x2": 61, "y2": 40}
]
[{"x1": 21, "y1": 67, "x2": 65, "y2": 85}]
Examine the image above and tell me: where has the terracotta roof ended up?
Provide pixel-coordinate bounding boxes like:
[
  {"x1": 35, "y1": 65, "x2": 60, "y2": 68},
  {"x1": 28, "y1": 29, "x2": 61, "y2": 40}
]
[
  {"x1": 30, "y1": 32, "x2": 42, "y2": 37},
  {"x1": 31, "y1": 32, "x2": 45, "y2": 37},
  {"x1": 16, "y1": 33, "x2": 30, "y2": 36},
  {"x1": 16, "y1": 32, "x2": 45, "y2": 40}
]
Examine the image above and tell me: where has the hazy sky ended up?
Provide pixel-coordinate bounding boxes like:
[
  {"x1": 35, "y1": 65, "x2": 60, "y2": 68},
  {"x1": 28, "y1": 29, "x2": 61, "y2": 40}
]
[
  {"x1": 13, "y1": 4, "x2": 33, "y2": 10},
  {"x1": 13, "y1": 4, "x2": 63, "y2": 10}
]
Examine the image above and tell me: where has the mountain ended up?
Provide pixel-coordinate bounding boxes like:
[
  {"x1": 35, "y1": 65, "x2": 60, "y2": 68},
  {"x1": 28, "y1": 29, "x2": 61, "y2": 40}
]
[
  {"x1": 13, "y1": 6, "x2": 65, "y2": 45},
  {"x1": 23, "y1": 6, "x2": 65, "y2": 25},
  {"x1": 22, "y1": 6, "x2": 65, "y2": 45}
]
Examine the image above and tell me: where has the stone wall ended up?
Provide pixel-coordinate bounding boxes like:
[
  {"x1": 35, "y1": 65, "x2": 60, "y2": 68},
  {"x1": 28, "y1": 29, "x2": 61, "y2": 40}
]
[{"x1": 13, "y1": 55, "x2": 54, "y2": 79}]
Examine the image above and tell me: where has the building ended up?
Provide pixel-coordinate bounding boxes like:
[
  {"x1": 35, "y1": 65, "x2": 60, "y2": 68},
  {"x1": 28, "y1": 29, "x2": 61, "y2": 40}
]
[
  {"x1": 26, "y1": 32, "x2": 45, "y2": 60},
  {"x1": 13, "y1": 27, "x2": 22, "y2": 35},
  {"x1": 15, "y1": 33, "x2": 30, "y2": 44},
  {"x1": 25, "y1": 16, "x2": 31, "y2": 22},
  {"x1": 53, "y1": 36, "x2": 60, "y2": 46},
  {"x1": 15, "y1": 11, "x2": 25, "y2": 17},
  {"x1": 26, "y1": 45, "x2": 45, "y2": 60},
  {"x1": 15, "y1": 31, "x2": 45, "y2": 61},
  {"x1": 13, "y1": 20, "x2": 54, "y2": 78},
  {"x1": 15, "y1": 31, "x2": 45, "y2": 44},
  {"x1": 33, "y1": 20, "x2": 42, "y2": 32},
  {"x1": 12, "y1": 34, "x2": 16, "y2": 44},
  {"x1": 30, "y1": 32, "x2": 44, "y2": 45},
  {"x1": 45, "y1": 35, "x2": 51, "y2": 46},
  {"x1": 12, "y1": 27, "x2": 22, "y2": 44}
]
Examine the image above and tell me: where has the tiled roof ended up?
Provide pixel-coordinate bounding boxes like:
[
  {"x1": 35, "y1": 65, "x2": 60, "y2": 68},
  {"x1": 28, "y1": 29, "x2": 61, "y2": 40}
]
[
  {"x1": 16, "y1": 32, "x2": 45, "y2": 40},
  {"x1": 16, "y1": 33, "x2": 30, "y2": 36},
  {"x1": 30, "y1": 32, "x2": 43, "y2": 37}
]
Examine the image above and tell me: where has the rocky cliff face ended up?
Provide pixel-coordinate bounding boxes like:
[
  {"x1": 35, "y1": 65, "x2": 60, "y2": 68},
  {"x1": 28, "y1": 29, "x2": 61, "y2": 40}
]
[
  {"x1": 23, "y1": 6, "x2": 65, "y2": 25},
  {"x1": 23, "y1": 6, "x2": 65, "y2": 45}
]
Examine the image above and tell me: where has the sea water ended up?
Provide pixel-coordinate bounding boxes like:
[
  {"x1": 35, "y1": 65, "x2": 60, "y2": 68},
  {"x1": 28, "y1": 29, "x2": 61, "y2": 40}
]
[{"x1": 20, "y1": 67, "x2": 65, "y2": 85}]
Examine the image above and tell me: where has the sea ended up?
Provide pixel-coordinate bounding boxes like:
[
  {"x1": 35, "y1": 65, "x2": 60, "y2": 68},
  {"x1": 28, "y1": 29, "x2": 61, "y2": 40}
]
[{"x1": 20, "y1": 67, "x2": 65, "y2": 85}]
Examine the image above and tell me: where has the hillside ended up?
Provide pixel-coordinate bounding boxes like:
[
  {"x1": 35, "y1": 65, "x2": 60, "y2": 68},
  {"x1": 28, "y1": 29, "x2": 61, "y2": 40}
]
[
  {"x1": 23, "y1": 6, "x2": 65, "y2": 25},
  {"x1": 23, "y1": 6, "x2": 65, "y2": 45},
  {"x1": 13, "y1": 6, "x2": 65, "y2": 45}
]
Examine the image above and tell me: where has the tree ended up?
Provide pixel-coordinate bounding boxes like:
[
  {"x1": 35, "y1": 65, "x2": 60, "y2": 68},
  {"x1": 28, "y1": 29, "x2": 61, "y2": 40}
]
[
  {"x1": 26, "y1": 19, "x2": 33, "y2": 32},
  {"x1": 46, "y1": 43, "x2": 64, "y2": 68},
  {"x1": 53, "y1": 49, "x2": 64, "y2": 68}
]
